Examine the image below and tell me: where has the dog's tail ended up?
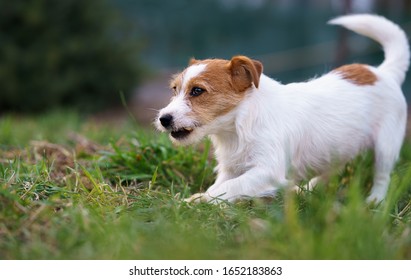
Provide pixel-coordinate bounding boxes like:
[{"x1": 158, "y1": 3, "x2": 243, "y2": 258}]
[{"x1": 329, "y1": 14, "x2": 410, "y2": 85}]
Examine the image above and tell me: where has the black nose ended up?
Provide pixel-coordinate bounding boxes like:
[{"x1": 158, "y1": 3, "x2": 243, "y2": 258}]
[{"x1": 159, "y1": 114, "x2": 173, "y2": 128}]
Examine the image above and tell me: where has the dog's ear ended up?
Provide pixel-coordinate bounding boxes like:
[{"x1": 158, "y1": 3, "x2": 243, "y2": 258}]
[
  {"x1": 229, "y1": 56, "x2": 263, "y2": 90},
  {"x1": 189, "y1": 58, "x2": 199, "y2": 65}
]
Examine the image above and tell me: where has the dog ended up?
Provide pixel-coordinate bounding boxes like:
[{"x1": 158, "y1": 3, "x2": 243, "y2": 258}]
[{"x1": 156, "y1": 14, "x2": 409, "y2": 203}]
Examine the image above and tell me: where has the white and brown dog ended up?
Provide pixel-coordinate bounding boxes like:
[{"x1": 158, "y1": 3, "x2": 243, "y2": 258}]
[{"x1": 156, "y1": 14, "x2": 409, "y2": 203}]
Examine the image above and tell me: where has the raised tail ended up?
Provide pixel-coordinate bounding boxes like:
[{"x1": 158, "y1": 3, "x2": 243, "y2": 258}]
[{"x1": 329, "y1": 14, "x2": 410, "y2": 85}]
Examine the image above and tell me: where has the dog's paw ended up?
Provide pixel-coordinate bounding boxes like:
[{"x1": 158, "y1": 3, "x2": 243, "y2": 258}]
[
  {"x1": 184, "y1": 192, "x2": 228, "y2": 204},
  {"x1": 366, "y1": 193, "x2": 384, "y2": 205},
  {"x1": 184, "y1": 192, "x2": 211, "y2": 203}
]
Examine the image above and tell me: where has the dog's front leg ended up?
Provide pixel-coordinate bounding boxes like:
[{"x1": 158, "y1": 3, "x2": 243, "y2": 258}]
[
  {"x1": 184, "y1": 170, "x2": 233, "y2": 203},
  {"x1": 187, "y1": 168, "x2": 289, "y2": 203}
]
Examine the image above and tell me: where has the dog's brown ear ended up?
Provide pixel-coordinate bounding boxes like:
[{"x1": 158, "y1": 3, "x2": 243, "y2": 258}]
[
  {"x1": 229, "y1": 56, "x2": 263, "y2": 91},
  {"x1": 189, "y1": 58, "x2": 199, "y2": 65}
]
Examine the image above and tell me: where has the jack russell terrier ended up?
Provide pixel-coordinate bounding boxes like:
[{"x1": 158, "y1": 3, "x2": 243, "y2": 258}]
[{"x1": 156, "y1": 14, "x2": 409, "y2": 203}]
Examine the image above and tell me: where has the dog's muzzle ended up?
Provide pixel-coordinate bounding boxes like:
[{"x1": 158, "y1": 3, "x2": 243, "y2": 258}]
[{"x1": 159, "y1": 114, "x2": 193, "y2": 140}]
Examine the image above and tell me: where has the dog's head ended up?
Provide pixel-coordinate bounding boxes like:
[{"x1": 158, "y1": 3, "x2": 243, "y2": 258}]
[{"x1": 156, "y1": 56, "x2": 263, "y2": 145}]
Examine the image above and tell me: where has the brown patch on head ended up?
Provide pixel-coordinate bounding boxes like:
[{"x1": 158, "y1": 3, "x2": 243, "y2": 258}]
[
  {"x1": 170, "y1": 56, "x2": 263, "y2": 125},
  {"x1": 333, "y1": 64, "x2": 377, "y2": 86},
  {"x1": 187, "y1": 59, "x2": 245, "y2": 123}
]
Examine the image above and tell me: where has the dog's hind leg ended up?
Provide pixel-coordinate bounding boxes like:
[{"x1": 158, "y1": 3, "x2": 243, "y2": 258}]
[
  {"x1": 367, "y1": 118, "x2": 405, "y2": 203},
  {"x1": 367, "y1": 153, "x2": 396, "y2": 203}
]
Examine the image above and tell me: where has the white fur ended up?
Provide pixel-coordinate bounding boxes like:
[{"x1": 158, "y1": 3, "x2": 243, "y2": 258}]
[
  {"x1": 158, "y1": 14, "x2": 409, "y2": 203},
  {"x1": 181, "y1": 63, "x2": 207, "y2": 89}
]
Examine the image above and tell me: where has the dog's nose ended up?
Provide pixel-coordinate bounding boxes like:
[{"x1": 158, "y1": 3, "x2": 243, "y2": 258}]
[{"x1": 159, "y1": 114, "x2": 173, "y2": 128}]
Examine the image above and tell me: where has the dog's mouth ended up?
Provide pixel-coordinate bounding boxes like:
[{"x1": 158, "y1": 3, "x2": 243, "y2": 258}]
[{"x1": 170, "y1": 127, "x2": 194, "y2": 139}]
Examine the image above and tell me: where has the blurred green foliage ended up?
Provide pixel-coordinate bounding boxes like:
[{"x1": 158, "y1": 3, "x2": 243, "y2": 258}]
[
  {"x1": 118, "y1": 0, "x2": 327, "y2": 68},
  {"x1": 0, "y1": 0, "x2": 143, "y2": 112}
]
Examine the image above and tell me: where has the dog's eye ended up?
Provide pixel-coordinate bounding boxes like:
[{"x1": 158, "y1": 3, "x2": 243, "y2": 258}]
[{"x1": 190, "y1": 87, "x2": 205, "y2": 97}]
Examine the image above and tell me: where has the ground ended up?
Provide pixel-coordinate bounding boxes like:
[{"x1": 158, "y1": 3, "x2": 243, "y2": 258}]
[{"x1": 0, "y1": 110, "x2": 410, "y2": 259}]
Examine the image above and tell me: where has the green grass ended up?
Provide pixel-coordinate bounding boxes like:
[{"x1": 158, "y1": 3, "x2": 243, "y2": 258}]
[{"x1": 1, "y1": 111, "x2": 411, "y2": 259}]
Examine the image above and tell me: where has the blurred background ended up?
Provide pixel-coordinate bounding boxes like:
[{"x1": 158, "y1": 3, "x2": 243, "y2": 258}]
[{"x1": 0, "y1": 0, "x2": 410, "y2": 125}]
